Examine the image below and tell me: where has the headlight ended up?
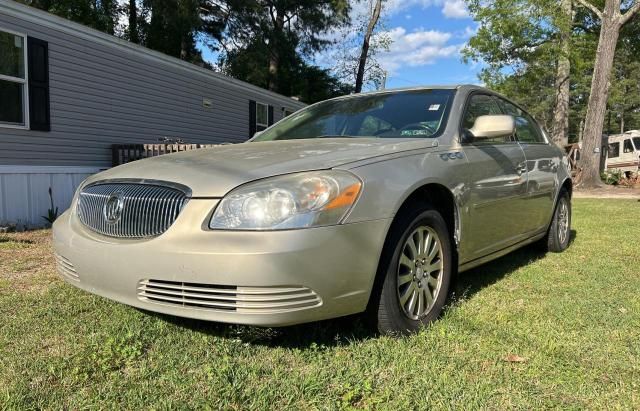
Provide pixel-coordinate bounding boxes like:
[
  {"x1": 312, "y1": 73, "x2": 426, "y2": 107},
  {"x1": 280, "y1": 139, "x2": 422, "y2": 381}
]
[{"x1": 210, "y1": 171, "x2": 362, "y2": 230}]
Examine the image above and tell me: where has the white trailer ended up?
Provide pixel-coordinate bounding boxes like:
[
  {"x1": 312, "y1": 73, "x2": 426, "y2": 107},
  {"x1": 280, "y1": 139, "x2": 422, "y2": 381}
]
[{"x1": 605, "y1": 130, "x2": 640, "y2": 176}]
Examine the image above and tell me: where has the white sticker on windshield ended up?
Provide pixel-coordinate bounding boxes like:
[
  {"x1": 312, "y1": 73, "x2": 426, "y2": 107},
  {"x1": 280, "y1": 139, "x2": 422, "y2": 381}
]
[{"x1": 428, "y1": 104, "x2": 441, "y2": 111}]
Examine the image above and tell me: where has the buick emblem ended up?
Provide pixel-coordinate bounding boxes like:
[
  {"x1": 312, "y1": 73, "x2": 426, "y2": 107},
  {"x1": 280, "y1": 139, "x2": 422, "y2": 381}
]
[{"x1": 103, "y1": 191, "x2": 124, "y2": 224}]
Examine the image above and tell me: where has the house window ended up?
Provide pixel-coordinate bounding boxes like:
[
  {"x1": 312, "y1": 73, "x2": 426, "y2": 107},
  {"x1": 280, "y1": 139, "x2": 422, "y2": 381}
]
[
  {"x1": 256, "y1": 102, "x2": 269, "y2": 132},
  {"x1": 0, "y1": 29, "x2": 28, "y2": 128},
  {"x1": 608, "y1": 142, "x2": 620, "y2": 158}
]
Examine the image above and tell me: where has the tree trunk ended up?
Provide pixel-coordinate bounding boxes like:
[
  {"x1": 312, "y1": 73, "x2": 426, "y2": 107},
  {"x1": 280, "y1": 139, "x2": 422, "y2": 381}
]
[
  {"x1": 180, "y1": 36, "x2": 188, "y2": 60},
  {"x1": 551, "y1": 0, "x2": 571, "y2": 147},
  {"x1": 578, "y1": 1, "x2": 622, "y2": 188},
  {"x1": 268, "y1": 53, "x2": 278, "y2": 91},
  {"x1": 355, "y1": 0, "x2": 382, "y2": 93},
  {"x1": 268, "y1": 14, "x2": 285, "y2": 92},
  {"x1": 129, "y1": 0, "x2": 139, "y2": 44},
  {"x1": 620, "y1": 111, "x2": 625, "y2": 133}
]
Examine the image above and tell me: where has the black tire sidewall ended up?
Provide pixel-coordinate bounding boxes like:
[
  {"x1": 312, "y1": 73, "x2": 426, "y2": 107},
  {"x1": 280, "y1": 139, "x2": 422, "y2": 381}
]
[
  {"x1": 378, "y1": 208, "x2": 452, "y2": 334},
  {"x1": 548, "y1": 190, "x2": 571, "y2": 252}
]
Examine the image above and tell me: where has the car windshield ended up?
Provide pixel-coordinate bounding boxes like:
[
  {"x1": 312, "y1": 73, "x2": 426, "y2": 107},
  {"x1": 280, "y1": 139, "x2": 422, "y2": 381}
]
[
  {"x1": 252, "y1": 89, "x2": 455, "y2": 141},
  {"x1": 634, "y1": 137, "x2": 640, "y2": 151}
]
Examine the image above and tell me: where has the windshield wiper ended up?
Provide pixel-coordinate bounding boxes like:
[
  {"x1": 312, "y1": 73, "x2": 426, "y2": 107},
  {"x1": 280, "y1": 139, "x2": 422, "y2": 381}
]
[{"x1": 315, "y1": 134, "x2": 354, "y2": 139}]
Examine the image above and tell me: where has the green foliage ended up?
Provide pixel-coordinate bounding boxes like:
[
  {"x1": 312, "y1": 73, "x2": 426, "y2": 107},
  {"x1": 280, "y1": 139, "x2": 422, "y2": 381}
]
[
  {"x1": 220, "y1": 38, "x2": 353, "y2": 102},
  {"x1": 22, "y1": 0, "x2": 120, "y2": 34},
  {"x1": 24, "y1": 0, "x2": 352, "y2": 101},
  {"x1": 331, "y1": 0, "x2": 392, "y2": 92},
  {"x1": 41, "y1": 187, "x2": 58, "y2": 225},
  {"x1": 462, "y1": 0, "x2": 564, "y2": 131},
  {"x1": 601, "y1": 169, "x2": 624, "y2": 185},
  {"x1": 463, "y1": 0, "x2": 640, "y2": 141},
  {"x1": 216, "y1": 0, "x2": 351, "y2": 101}
]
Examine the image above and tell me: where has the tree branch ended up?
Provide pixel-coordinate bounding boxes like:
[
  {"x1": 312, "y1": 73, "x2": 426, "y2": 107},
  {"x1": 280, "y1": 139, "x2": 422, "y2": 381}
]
[
  {"x1": 619, "y1": 1, "x2": 640, "y2": 26},
  {"x1": 574, "y1": 0, "x2": 602, "y2": 20}
]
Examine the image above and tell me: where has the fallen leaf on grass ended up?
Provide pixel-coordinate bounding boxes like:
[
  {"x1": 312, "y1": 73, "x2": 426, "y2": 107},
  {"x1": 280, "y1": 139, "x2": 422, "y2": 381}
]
[
  {"x1": 504, "y1": 354, "x2": 527, "y2": 363},
  {"x1": 619, "y1": 307, "x2": 628, "y2": 314}
]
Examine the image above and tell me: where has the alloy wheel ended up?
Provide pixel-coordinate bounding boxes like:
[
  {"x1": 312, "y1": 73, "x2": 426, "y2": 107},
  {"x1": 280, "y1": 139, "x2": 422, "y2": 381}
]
[
  {"x1": 558, "y1": 199, "x2": 569, "y2": 244},
  {"x1": 396, "y1": 226, "x2": 444, "y2": 320}
]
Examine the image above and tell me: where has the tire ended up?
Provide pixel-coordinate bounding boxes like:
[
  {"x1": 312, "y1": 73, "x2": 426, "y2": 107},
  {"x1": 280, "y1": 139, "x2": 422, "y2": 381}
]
[
  {"x1": 374, "y1": 205, "x2": 453, "y2": 335},
  {"x1": 544, "y1": 189, "x2": 572, "y2": 253}
]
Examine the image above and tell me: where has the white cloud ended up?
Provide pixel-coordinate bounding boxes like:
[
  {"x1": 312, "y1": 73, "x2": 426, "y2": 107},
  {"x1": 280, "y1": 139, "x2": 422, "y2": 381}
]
[
  {"x1": 377, "y1": 0, "x2": 469, "y2": 19},
  {"x1": 376, "y1": 27, "x2": 463, "y2": 72},
  {"x1": 441, "y1": 0, "x2": 469, "y2": 19}
]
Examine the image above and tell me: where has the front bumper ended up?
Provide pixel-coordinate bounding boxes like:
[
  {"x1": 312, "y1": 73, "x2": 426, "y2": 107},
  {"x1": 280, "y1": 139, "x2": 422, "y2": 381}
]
[{"x1": 52, "y1": 199, "x2": 391, "y2": 326}]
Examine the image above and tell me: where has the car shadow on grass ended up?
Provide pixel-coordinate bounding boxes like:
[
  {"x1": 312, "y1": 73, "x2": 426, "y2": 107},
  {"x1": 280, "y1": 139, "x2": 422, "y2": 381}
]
[
  {"x1": 148, "y1": 230, "x2": 577, "y2": 348},
  {"x1": 449, "y1": 229, "x2": 577, "y2": 304}
]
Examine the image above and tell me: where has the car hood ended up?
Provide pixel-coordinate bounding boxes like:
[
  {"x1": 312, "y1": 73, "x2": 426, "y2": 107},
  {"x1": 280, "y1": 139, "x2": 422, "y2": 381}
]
[{"x1": 86, "y1": 138, "x2": 426, "y2": 197}]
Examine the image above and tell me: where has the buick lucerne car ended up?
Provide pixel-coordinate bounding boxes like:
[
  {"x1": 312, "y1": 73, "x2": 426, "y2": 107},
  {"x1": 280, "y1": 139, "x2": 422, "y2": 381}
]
[{"x1": 53, "y1": 85, "x2": 572, "y2": 334}]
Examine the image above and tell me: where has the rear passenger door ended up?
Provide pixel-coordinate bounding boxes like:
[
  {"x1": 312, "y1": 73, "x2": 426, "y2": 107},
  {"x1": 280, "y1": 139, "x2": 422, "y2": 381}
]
[
  {"x1": 460, "y1": 93, "x2": 530, "y2": 260},
  {"x1": 496, "y1": 98, "x2": 559, "y2": 234}
]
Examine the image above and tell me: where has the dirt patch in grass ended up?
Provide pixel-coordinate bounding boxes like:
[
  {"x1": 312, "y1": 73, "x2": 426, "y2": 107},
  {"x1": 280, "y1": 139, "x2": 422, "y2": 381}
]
[
  {"x1": 574, "y1": 185, "x2": 640, "y2": 199},
  {"x1": 0, "y1": 230, "x2": 58, "y2": 293}
]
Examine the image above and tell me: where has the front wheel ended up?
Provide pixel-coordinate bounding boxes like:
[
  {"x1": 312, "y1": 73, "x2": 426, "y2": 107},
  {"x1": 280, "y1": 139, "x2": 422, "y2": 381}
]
[
  {"x1": 544, "y1": 189, "x2": 572, "y2": 252},
  {"x1": 375, "y1": 207, "x2": 452, "y2": 335}
]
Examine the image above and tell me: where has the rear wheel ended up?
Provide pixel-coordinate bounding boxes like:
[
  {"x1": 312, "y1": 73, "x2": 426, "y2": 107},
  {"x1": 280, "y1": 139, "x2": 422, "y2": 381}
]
[
  {"x1": 375, "y1": 206, "x2": 452, "y2": 335},
  {"x1": 544, "y1": 189, "x2": 571, "y2": 253}
]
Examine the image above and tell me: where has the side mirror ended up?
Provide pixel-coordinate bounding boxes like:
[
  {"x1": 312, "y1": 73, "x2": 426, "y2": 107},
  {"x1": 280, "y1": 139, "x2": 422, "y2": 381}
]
[{"x1": 468, "y1": 115, "x2": 515, "y2": 140}]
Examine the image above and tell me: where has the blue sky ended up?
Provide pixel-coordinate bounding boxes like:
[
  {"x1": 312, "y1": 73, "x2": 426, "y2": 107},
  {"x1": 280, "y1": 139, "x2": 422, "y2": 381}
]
[
  {"x1": 200, "y1": 0, "x2": 481, "y2": 90},
  {"x1": 376, "y1": 0, "x2": 481, "y2": 88}
]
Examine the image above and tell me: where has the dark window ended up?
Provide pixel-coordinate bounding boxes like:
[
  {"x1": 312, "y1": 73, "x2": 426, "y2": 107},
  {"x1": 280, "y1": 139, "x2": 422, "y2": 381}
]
[
  {"x1": 608, "y1": 142, "x2": 620, "y2": 158},
  {"x1": 496, "y1": 98, "x2": 545, "y2": 143},
  {"x1": 249, "y1": 101, "x2": 273, "y2": 136},
  {"x1": 256, "y1": 102, "x2": 268, "y2": 131},
  {"x1": 623, "y1": 139, "x2": 634, "y2": 153},
  {"x1": 0, "y1": 29, "x2": 26, "y2": 126},
  {"x1": 0, "y1": 80, "x2": 23, "y2": 124},
  {"x1": 462, "y1": 94, "x2": 502, "y2": 130},
  {"x1": 462, "y1": 94, "x2": 513, "y2": 143}
]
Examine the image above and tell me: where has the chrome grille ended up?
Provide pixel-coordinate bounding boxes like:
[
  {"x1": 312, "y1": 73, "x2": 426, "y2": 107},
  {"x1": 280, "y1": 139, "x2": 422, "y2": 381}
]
[
  {"x1": 138, "y1": 280, "x2": 322, "y2": 313},
  {"x1": 77, "y1": 181, "x2": 189, "y2": 238}
]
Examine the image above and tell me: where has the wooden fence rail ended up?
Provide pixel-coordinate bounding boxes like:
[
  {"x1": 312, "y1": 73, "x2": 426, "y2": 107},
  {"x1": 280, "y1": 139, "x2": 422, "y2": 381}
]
[{"x1": 112, "y1": 143, "x2": 220, "y2": 166}]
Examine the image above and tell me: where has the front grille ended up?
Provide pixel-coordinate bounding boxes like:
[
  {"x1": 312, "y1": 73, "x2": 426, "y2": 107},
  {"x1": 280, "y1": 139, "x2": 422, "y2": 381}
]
[
  {"x1": 137, "y1": 279, "x2": 322, "y2": 313},
  {"x1": 55, "y1": 253, "x2": 79, "y2": 281},
  {"x1": 77, "y1": 181, "x2": 189, "y2": 238}
]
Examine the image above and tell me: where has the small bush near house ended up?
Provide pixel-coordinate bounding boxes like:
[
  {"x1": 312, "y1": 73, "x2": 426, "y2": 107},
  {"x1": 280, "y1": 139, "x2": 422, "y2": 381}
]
[{"x1": 42, "y1": 187, "x2": 59, "y2": 225}]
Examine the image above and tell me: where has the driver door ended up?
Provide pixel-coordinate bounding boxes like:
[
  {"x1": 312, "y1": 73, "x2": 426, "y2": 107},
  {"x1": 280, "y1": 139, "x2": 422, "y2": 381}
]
[{"x1": 460, "y1": 93, "x2": 529, "y2": 260}]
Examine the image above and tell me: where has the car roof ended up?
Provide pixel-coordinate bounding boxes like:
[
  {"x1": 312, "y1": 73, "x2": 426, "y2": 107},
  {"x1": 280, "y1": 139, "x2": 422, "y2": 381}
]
[{"x1": 325, "y1": 84, "x2": 487, "y2": 102}]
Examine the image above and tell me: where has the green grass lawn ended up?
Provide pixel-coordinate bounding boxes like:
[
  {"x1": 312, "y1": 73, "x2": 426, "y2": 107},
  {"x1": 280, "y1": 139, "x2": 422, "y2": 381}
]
[{"x1": 1, "y1": 199, "x2": 639, "y2": 409}]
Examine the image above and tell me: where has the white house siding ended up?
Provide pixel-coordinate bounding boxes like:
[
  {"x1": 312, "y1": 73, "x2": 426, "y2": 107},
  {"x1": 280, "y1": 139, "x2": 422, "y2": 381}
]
[{"x1": 0, "y1": 166, "x2": 100, "y2": 227}]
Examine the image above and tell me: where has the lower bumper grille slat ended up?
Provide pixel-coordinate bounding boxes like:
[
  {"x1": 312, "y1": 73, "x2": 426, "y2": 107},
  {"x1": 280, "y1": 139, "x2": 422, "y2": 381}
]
[
  {"x1": 138, "y1": 279, "x2": 322, "y2": 313},
  {"x1": 55, "y1": 253, "x2": 79, "y2": 281}
]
